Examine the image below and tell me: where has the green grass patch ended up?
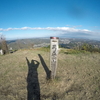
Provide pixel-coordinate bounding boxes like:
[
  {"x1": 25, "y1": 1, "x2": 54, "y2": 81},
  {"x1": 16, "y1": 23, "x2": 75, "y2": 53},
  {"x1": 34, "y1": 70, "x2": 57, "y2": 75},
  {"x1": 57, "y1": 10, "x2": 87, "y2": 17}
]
[
  {"x1": 39, "y1": 47, "x2": 50, "y2": 52},
  {"x1": 60, "y1": 48, "x2": 90, "y2": 54}
]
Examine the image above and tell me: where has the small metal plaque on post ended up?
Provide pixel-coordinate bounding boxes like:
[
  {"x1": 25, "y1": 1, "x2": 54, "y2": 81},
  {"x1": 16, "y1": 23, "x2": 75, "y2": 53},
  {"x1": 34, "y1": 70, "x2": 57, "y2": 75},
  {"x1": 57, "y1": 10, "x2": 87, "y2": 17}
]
[{"x1": 50, "y1": 37, "x2": 59, "y2": 79}]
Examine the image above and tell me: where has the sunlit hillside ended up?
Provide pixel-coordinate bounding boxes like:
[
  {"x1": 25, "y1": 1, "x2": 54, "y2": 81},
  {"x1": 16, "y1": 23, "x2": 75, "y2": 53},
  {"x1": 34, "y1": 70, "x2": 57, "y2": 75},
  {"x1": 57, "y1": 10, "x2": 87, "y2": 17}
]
[{"x1": 0, "y1": 48, "x2": 100, "y2": 100}]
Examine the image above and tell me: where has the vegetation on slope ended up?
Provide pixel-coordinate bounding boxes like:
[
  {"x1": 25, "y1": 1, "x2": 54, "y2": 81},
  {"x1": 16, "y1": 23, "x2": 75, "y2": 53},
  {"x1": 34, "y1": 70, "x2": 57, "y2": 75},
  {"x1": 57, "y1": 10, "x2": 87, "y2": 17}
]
[
  {"x1": 0, "y1": 48, "x2": 100, "y2": 100},
  {"x1": 74, "y1": 43, "x2": 100, "y2": 53}
]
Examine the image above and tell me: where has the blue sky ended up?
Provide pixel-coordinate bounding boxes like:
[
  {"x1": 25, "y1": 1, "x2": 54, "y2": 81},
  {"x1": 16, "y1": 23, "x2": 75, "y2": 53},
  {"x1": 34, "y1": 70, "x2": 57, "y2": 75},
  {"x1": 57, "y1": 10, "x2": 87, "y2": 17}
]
[{"x1": 0, "y1": 0, "x2": 100, "y2": 40}]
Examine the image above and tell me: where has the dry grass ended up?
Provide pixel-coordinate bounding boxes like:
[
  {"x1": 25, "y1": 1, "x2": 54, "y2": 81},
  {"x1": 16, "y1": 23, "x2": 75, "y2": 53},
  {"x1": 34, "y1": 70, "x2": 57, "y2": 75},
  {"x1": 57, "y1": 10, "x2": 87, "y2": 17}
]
[{"x1": 0, "y1": 48, "x2": 100, "y2": 100}]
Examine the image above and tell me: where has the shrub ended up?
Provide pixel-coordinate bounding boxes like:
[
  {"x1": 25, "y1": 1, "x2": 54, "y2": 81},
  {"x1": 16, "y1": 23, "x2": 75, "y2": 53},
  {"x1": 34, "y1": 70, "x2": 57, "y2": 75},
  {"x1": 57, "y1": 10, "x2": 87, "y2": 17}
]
[{"x1": 75, "y1": 43, "x2": 100, "y2": 53}]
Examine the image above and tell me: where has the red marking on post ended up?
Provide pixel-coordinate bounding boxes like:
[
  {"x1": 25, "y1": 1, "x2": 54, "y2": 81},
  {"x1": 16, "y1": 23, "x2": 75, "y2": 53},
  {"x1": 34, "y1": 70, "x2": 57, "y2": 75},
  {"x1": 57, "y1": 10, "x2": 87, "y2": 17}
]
[{"x1": 50, "y1": 37, "x2": 59, "y2": 39}]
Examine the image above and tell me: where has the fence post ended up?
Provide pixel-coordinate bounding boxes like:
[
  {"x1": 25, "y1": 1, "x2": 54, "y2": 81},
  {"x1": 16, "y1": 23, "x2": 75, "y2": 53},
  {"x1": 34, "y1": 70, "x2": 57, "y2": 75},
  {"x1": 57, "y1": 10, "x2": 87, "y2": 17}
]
[{"x1": 50, "y1": 37, "x2": 59, "y2": 79}]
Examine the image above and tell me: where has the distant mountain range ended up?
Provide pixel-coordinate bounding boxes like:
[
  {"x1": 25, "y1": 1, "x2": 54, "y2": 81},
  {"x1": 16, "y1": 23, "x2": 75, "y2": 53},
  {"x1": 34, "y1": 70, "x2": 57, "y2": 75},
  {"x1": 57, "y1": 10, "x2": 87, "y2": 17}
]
[{"x1": 6, "y1": 38, "x2": 100, "y2": 50}]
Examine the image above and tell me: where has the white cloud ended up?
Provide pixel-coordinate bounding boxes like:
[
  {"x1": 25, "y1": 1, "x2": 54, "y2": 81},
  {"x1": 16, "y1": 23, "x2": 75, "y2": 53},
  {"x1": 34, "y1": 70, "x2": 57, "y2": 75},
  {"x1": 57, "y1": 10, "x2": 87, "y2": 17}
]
[
  {"x1": 0, "y1": 26, "x2": 100, "y2": 40},
  {"x1": 0, "y1": 26, "x2": 94, "y2": 35},
  {"x1": 22, "y1": 27, "x2": 29, "y2": 29},
  {"x1": 72, "y1": 25, "x2": 82, "y2": 28},
  {"x1": 0, "y1": 32, "x2": 2, "y2": 35},
  {"x1": 66, "y1": 25, "x2": 70, "y2": 26},
  {"x1": 0, "y1": 26, "x2": 91, "y2": 32},
  {"x1": 0, "y1": 28, "x2": 3, "y2": 31}
]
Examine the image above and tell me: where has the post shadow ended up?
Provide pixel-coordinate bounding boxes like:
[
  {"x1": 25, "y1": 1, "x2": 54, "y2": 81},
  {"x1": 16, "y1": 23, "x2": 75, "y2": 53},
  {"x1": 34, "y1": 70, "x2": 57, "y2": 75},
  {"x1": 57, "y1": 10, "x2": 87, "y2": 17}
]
[
  {"x1": 38, "y1": 54, "x2": 51, "y2": 80},
  {"x1": 26, "y1": 57, "x2": 41, "y2": 100}
]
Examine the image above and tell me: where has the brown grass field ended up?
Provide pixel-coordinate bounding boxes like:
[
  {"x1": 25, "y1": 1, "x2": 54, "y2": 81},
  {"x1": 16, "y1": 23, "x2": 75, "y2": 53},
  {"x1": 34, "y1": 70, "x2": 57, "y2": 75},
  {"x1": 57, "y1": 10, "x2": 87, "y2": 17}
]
[{"x1": 0, "y1": 48, "x2": 100, "y2": 100}]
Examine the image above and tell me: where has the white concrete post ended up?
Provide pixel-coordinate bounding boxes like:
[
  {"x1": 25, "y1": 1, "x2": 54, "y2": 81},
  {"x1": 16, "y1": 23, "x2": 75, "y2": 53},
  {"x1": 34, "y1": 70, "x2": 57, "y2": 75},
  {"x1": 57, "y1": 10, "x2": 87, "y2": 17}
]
[
  {"x1": 50, "y1": 37, "x2": 59, "y2": 79},
  {"x1": 0, "y1": 49, "x2": 3, "y2": 55}
]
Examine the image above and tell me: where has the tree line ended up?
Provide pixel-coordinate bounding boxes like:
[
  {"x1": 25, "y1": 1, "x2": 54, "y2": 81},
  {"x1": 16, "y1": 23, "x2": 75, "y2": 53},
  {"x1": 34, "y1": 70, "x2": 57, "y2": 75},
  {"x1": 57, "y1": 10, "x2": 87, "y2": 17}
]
[
  {"x1": 0, "y1": 35, "x2": 8, "y2": 54},
  {"x1": 74, "y1": 43, "x2": 100, "y2": 53}
]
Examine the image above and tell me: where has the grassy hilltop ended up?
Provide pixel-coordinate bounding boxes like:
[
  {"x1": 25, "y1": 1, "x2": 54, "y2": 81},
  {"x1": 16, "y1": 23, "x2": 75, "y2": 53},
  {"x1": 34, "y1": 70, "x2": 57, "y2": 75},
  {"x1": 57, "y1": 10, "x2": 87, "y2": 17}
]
[{"x1": 0, "y1": 48, "x2": 100, "y2": 100}]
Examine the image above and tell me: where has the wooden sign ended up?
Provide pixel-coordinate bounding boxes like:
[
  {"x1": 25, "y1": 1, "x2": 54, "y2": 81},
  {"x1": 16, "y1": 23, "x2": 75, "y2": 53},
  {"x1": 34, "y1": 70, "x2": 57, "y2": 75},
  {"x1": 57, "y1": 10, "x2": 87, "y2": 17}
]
[{"x1": 50, "y1": 37, "x2": 59, "y2": 79}]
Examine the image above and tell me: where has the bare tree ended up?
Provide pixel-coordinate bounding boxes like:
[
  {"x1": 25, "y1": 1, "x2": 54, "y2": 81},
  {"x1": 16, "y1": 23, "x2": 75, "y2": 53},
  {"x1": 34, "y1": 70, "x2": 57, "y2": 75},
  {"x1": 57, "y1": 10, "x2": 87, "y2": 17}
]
[
  {"x1": 0, "y1": 40, "x2": 1, "y2": 49},
  {"x1": 0, "y1": 35, "x2": 9, "y2": 54}
]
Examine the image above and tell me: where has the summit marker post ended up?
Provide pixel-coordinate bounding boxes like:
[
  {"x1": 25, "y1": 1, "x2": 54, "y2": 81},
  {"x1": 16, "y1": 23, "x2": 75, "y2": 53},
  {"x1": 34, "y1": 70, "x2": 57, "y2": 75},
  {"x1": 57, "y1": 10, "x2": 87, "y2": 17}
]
[{"x1": 50, "y1": 37, "x2": 59, "y2": 79}]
